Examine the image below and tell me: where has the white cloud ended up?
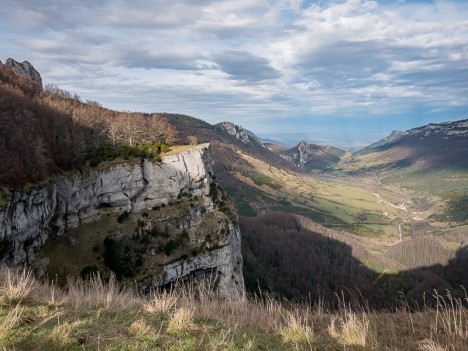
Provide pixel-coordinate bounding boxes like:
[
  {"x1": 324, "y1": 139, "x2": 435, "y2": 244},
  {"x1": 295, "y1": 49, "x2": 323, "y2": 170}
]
[{"x1": 1, "y1": 0, "x2": 467, "y2": 140}]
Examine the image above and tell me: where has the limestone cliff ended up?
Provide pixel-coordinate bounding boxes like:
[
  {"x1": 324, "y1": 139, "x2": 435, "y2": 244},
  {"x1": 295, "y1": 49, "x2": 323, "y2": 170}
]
[{"x1": 0, "y1": 144, "x2": 244, "y2": 299}]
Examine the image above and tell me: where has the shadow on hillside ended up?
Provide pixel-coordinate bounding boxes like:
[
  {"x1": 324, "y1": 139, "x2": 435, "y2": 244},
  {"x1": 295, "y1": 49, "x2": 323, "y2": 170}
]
[
  {"x1": 0, "y1": 65, "x2": 111, "y2": 187},
  {"x1": 356, "y1": 133, "x2": 468, "y2": 172},
  {"x1": 344, "y1": 159, "x2": 414, "y2": 176},
  {"x1": 240, "y1": 212, "x2": 468, "y2": 310}
]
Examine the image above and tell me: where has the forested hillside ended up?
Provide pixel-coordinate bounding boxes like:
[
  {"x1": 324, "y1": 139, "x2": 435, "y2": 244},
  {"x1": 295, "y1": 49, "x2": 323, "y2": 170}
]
[
  {"x1": 240, "y1": 212, "x2": 468, "y2": 308},
  {"x1": 0, "y1": 65, "x2": 175, "y2": 187}
]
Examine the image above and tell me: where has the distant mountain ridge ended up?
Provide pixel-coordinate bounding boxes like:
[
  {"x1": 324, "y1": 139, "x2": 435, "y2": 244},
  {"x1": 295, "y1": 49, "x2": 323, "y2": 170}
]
[
  {"x1": 404, "y1": 119, "x2": 468, "y2": 137},
  {"x1": 347, "y1": 119, "x2": 468, "y2": 172},
  {"x1": 364, "y1": 130, "x2": 405, "y2": 150},
  {"x1": 366, "y1": 119, "x2": 468, "y2": 151}
]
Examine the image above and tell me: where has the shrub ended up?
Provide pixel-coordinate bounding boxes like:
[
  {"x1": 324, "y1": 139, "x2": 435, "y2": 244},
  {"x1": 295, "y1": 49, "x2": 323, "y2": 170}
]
[
  {"x1": 103, "y1": 236, "x2": 144, "y2": 278},
  {"x1": 328, "y1": 310, "x2": 369, "y2": 347},
  {"x1": 164, "y1": 240, "x2": 177, "y2": 256},
  {"x1": 117, "y1": 211, "x2": 129, "y2": 223},
  {"x1": 80, "y1": 265, "x2": 100, "y2": 280}
]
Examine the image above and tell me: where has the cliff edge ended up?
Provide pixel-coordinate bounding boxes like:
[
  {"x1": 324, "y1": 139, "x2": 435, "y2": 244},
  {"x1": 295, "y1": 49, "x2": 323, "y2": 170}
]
[{"x1": 0, "y1": 144, "x2": 244, "y2": 299}]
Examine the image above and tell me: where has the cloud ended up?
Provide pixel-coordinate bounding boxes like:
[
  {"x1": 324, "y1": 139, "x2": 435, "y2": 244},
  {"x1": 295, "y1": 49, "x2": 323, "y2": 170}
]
[
  {"x1": 105, "y1": 0, "x2": 207, "y2": 29},
  {"x1": 1, "y1": 0, "x2": 467, "y2": 144},
  {"x1": 113, "y1": 47, "x2": 208, "y2": 70},
  {"x1": 212, "y1": 50, "x2": 281, "y2": 82}
]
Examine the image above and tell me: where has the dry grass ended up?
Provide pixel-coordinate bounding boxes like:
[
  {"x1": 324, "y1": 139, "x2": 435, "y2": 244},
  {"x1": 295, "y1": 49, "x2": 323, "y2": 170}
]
[
  {"x1": 48, "y1": 320, "x2": 83, "y2": 346},
  {"x1": 144, "y1": 290, "x2": 177, "y2": 318},
  {"x1": 0, "y1": 267, "x2": 466, "y2": 350},
  {"x1": 0, "y1": 305, "x2": 23, "y2": 341},
  {"x1": 206, "y1": 328, "x2": 236, "y2": 350},
  {"x1": 167, "y1": 307, "x2": 194, "y2": 334},
  {"x1": 65, "y1": 273, "x2": 138, "y2": 311},
  {"x1": 328, "y1": 307, "x2": 370, "y2": 347},
  {"x1": 279, "y1": 311, "x2": 314, "y2": 348},
  {"x1": 171, "y1": 278, "x2": 283, "y2": 332},
  {"x1": 0, "y1": 268, "x2": 36, "y2": 304},
  {"x1": 432, "y1": 290, "x2": 467, "y2": 340},
  {"x1": 418, "y1": 339, "x2": 448, "y2": 351},
  {"x1": 129, "y1": 318, "x2": 151, "y2": 338}
]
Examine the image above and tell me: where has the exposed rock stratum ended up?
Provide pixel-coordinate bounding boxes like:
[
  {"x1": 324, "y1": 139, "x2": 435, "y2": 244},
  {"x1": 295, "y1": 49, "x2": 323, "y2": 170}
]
[{"x1": 0, "y1": 144, "x2": 244, "y2": 299}]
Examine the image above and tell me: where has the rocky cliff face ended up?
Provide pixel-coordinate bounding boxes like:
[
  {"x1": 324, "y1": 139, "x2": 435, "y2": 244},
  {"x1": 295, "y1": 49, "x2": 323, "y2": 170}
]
[
  {"x1": 0, "y1": 144, "x2": 244, "y2": 299},
  {"x1": 279, "y1": 140, "x2": 345, "y2": 172},
  {"x1": 403, "y1": 119, "x2": 468, "y2": 138},
  {"x1": 2, "y1": 58, "x2": 43, "y2": 89}
]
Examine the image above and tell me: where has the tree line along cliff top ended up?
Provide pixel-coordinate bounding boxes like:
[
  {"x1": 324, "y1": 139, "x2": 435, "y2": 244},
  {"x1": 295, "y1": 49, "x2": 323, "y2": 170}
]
[{"x1": 0, "y1": 63, "x2": 182, "y2": 189}]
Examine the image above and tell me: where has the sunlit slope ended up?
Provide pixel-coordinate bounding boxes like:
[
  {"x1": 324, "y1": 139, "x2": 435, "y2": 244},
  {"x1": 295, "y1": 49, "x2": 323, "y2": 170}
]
[{"x1": 233, "y1": 151, "x2": 427, "y2": 240}]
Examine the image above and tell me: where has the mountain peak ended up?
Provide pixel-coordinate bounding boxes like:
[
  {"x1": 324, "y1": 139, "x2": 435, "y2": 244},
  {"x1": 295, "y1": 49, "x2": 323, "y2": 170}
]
[
  {"x1": 274, "y1": 140, "x2": 345, "y2": 172},
  {"x1": 215, "y1": 121, "x2": 261, "y2": 145},
  {"x1": 2, "y1": 58, "x2": 43, "y2": 90}
]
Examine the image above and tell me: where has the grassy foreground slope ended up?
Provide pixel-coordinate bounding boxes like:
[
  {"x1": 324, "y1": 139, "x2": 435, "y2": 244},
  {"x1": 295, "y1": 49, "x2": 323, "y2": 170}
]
[{"x1": 1, "y1": 268, "x2": 467, "y2": 351}]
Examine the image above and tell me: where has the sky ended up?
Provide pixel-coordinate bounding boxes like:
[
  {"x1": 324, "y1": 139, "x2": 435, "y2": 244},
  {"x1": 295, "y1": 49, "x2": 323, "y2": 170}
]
[{"x1": 1, "y1": 0, "x2": 467, "y2": 149}]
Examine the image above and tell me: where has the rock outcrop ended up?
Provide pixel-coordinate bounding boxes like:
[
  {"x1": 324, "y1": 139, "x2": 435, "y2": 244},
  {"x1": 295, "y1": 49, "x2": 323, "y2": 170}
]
[
  {"x1": 149, "y1": 224, "x2": 244, "y2": 299},
  {"x1": 0, "y1": 144, "x2": 244, "y2": 299},
  {"x1": 216, "y1": 121, "x2": 262, "y2": 145},
  {"x1": 278, "y1": 140, "x2": 345, "y2": 172},
  {"x1": 2, "y1": 58, "x2": 43, "y2": 89}
]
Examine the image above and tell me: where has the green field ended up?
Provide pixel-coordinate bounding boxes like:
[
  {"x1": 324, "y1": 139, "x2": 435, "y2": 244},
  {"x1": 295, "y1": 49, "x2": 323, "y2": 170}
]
[{"x1": 235, "y1": 152, "x2": 416, "y2": 240}]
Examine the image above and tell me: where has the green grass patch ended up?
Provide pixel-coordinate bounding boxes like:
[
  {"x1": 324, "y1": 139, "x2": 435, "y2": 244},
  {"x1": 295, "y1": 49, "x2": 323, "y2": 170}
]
[
  {"x1": 441, "y1": 241, "x2": 462, "y2": 250},
  {"x1": 358, "y1": 258, "x2": 391, "y2": 273},
  {"x1": 337, "y1": 223, "x2": 383, "y2": 238},
  {"x1": 273, "y1": 203, "x2": 346, "y2": 225},
  {"x1": 86, "y1": 142, "x2": 170, "y2": 168}
]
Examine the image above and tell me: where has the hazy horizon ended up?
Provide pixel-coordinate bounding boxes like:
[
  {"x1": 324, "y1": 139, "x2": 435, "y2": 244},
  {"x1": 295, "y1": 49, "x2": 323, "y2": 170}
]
[{"x1": 256, "y1": 115, "x2": 466, "y2": 150}]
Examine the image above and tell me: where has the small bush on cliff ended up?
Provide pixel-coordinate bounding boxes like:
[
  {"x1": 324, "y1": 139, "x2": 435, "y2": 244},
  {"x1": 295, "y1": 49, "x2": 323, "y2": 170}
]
[
  {"x1": 87, "y1": 142, "x2": 171, "y2": 167},
  {"x1": 163, "y1": 230, "x2": 189, "y2": 256},
  {"x1": 103, "y1": 235, "x2": 144, "y2": 278},
  {"x1": 117, "y1": 211, "x2": 129, "y2": 223}
]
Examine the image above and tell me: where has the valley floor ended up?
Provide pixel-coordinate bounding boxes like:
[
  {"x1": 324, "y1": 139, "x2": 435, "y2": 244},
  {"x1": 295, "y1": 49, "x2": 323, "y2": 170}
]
[
  {"x1": 0, "y1": 268, "x2": 466, "y2": 351},
  {"x1": 231, "y1": 150, "x2": 467, "y2": 281}
]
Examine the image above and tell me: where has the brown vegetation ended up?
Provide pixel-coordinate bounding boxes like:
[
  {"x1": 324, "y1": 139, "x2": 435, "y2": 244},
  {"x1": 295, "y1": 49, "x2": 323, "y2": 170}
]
[{"x1": 0, "y1": 66, "x2": 176, "y2": 187}]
